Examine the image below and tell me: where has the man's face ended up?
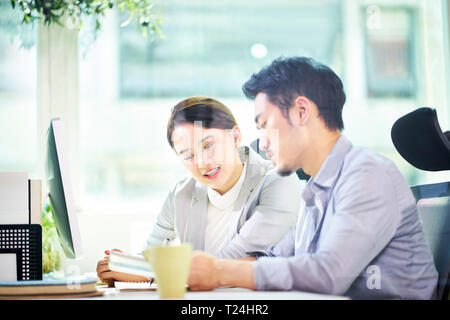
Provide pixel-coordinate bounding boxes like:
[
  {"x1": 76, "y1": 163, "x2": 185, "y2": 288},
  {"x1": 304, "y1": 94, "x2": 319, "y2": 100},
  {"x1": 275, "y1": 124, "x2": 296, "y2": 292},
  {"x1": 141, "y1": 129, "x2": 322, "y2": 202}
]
[{"x1": 254, "y1": 92, "x2": 300, "y2": 176}]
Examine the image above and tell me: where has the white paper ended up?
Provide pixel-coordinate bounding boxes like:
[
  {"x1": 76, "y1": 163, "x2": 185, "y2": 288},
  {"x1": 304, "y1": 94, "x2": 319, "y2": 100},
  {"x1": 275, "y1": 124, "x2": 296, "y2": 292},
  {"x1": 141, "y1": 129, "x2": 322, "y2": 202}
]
[
  {"x1": 0, "y1": 172, "x2": 29, "y2": 224},
  {"x1": 114, "y1": 281, "x2": 157, "y2": 290},
  {"x1": 0, "y1": 253, "x2": 17, "y2": 281}
]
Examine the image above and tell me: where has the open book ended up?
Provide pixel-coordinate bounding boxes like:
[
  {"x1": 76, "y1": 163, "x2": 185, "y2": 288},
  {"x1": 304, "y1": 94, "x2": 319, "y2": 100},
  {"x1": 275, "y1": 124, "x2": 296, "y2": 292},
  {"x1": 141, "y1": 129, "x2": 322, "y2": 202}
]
[
  {"x1": 108, "y1": 251, "x2": 154, "y2": 279},
  {"x1": 108, "y1": 251, "x2": 156, "y2": 291}
]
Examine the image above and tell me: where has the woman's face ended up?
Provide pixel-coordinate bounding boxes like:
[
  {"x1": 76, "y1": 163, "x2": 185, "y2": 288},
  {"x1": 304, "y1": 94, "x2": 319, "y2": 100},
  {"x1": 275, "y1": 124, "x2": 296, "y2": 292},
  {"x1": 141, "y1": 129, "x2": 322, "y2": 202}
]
[{"x1": 171, "y1": 123, "x2": 243, "y2": 194}]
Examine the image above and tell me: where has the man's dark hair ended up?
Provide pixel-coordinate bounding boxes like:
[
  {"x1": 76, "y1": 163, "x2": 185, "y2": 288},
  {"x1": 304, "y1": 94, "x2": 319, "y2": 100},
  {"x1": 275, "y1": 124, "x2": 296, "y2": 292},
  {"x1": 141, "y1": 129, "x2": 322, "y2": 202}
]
[{"x1": 242, "y1": 56, "x2": 346, "y2": 131}]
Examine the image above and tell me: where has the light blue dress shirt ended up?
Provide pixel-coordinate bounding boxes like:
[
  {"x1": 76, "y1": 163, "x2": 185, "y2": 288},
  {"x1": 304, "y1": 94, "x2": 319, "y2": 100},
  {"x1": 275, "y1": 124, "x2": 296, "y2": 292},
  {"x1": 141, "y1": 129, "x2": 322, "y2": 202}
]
[{"x1": 253, "y1": 135, "x2": 438, "y2": 299}]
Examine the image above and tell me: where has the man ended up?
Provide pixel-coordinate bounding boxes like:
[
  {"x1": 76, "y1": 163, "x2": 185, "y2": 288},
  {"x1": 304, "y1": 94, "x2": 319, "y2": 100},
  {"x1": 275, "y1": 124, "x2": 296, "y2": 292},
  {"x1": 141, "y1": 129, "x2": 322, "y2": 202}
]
[{"x1": 187, "y1": 56, "x2": 438, "y2": 299}]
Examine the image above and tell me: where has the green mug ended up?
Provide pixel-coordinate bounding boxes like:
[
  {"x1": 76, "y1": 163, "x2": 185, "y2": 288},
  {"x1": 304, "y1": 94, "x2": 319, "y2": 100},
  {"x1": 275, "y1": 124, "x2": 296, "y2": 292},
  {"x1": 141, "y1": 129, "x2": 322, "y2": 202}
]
[{"x1": 144, "y1": 243, "x2": 192, "y2": 299}]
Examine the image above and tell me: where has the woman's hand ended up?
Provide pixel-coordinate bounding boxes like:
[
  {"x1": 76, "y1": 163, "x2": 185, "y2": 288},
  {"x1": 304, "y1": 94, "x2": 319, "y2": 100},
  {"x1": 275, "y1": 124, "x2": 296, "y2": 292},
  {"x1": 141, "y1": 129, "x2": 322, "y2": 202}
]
[{"x1": 96, "y1": 249, "x2": 149, "y2": 286}]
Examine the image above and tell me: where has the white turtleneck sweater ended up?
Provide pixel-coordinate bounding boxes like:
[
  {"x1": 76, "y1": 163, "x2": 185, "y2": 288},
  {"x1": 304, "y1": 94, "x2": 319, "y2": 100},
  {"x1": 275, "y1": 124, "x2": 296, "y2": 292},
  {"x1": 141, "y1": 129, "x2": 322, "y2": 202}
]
[{"x1": 204, "y1": 164, "x2": 247, "y2": 256}]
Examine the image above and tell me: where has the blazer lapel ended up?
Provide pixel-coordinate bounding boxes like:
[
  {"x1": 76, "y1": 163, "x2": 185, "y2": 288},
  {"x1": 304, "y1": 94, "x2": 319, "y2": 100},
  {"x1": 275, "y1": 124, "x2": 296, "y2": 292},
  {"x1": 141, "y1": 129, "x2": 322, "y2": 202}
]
[
  {"x1": 176, "y1": 181, "x2": 208, "y2": 250},
  {"x1": 227, "y1": 178, "x2": 253, "y2": 237},
  {"x1": 228, "y1": 147, "x2": 270, "y2": 235}
]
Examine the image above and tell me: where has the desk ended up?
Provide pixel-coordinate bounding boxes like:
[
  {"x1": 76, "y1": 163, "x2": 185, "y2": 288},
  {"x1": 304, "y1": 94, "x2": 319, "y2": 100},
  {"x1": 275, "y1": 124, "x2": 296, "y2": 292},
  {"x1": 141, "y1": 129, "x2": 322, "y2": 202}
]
[{"x1": 81, "y1": 286, "x2": 349, "y2": 300}]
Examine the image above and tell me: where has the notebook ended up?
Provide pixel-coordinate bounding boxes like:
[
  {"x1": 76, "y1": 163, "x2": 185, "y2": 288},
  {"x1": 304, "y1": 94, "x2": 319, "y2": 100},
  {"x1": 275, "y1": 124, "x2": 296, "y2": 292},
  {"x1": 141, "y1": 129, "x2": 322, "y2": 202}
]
[
  {"x1": 114, "y1": 281, "x2": 157, "y2": 291},
  {"x1": 0, "y1": 277, "x2": 102, "y2": 298}
]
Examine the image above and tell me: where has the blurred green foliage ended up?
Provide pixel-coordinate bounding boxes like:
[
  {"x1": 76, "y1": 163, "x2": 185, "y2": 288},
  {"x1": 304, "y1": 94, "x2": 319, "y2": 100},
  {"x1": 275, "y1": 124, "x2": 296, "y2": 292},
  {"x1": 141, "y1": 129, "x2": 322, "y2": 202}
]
[
  {"x1": 0, "y1": 1, "x2": 36, "y2": 49},
  {"x1": 7, "y1": 1, "x2": 164, "y2": 44},
  {"x1": 42, "y1": 203, "x2": 63, "y2": 274}
]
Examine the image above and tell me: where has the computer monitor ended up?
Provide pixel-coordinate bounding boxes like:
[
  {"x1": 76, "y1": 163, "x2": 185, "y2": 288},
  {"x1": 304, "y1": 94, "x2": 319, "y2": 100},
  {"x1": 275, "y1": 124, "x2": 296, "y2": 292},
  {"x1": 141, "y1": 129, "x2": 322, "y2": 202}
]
[{"x1": 45, "y1": 118, "x2": 83, "y2": 259}]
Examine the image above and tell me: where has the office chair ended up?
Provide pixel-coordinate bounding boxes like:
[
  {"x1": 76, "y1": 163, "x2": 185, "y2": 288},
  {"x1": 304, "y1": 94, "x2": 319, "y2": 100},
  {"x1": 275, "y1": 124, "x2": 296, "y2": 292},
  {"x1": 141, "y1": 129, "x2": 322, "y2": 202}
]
[
  {"x1": 391, "y1": 107, "x2": 450, "y2": 171},
  {"x1": 250, "y1": 139, "x2": 311, "y2": 181},
  {"x1": 391, "y1": 107, "x2": 450, "y2": 300}
]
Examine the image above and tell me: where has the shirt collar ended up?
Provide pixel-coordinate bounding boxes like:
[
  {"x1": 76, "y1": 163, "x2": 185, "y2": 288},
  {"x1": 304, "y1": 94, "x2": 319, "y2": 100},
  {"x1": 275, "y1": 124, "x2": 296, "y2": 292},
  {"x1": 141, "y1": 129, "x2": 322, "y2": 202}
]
[{"x1": 302, "y1": 135, "x2": 352, "y2": 202}]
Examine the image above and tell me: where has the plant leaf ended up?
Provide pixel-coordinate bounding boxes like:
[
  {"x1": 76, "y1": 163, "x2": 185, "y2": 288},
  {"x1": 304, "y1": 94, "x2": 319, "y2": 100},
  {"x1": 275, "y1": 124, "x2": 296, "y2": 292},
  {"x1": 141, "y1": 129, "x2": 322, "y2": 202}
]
[{"x1": 120, "y1": 11, "x2": 134, "y2": 27}]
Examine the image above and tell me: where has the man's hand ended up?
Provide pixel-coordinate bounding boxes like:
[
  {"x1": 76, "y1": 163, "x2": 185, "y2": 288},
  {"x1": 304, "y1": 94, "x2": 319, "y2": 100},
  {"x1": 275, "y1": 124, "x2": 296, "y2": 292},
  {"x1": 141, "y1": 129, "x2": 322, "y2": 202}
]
[
  {"x1": 188, "y1": 250, "x2": 257, "y2": 291},
  {"x1": 188, "y1": 251, "x2": 220, "y2": 291}
]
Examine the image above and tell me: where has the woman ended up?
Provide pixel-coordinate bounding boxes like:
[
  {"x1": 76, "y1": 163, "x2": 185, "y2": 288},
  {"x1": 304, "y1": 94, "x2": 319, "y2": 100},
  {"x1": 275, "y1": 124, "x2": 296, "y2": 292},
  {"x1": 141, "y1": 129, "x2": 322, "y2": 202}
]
[{"x1": 97, "y1": 97, "x2": 302, "y2": 284}]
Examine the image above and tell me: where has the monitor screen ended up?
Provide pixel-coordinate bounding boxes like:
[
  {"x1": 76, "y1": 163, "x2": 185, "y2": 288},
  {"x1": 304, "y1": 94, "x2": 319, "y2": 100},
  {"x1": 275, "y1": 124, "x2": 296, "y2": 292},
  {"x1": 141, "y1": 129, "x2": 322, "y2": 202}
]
[{"x1": 45, "y1": 118, "x2": 83, "y2": 259}]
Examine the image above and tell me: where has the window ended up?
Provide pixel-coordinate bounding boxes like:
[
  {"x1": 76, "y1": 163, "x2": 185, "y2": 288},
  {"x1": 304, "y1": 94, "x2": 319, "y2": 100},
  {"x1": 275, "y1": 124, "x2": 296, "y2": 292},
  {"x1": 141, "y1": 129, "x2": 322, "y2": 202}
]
[
  {"x1": 119, "y1": 0, "x2": 343, "y2": 98},
  {"x1": 0, "y1": 3, "x2": 38, "y2": 176},
  {"x1": 342, "y1": 0, "x2": 449, "y2": 186},
  {"x1": 364, "y1": 6, "x2": 417, "y2": 98}
]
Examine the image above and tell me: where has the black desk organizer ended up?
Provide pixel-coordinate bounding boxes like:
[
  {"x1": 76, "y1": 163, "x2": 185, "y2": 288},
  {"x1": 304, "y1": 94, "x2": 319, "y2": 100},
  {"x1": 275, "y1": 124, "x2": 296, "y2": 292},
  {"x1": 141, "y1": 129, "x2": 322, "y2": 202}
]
[{"x1": 0, "y1": 224, "x2": 42, "y2": 280}]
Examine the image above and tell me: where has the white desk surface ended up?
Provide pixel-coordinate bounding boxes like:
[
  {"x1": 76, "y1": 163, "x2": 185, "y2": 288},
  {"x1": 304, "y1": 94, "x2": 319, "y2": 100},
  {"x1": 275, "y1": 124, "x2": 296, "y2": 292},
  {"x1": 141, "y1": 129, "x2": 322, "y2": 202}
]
[{"x1": 85, "y1": 286, "x2": 349, "y2": 300}]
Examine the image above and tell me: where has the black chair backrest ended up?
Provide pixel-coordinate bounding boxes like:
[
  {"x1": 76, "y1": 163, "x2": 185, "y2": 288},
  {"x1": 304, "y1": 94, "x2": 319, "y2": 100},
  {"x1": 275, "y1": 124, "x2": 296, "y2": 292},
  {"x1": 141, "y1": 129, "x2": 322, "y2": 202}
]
[
  {"x1": 250, "y1": 139, "x2": 311, "y2": 181},
  {"x1": 391, "y1": 107, "x2": 450, "y2": 171}
]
